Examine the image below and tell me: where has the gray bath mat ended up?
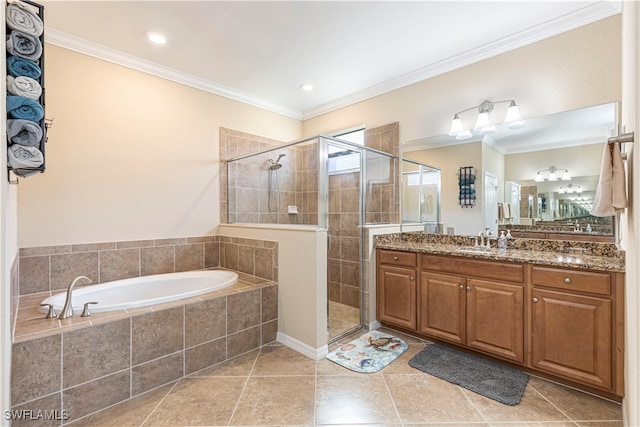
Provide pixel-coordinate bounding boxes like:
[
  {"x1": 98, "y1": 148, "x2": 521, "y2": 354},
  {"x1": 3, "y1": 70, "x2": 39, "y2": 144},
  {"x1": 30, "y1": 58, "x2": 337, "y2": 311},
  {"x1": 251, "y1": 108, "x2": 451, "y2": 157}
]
[{"x1": 409, "y1": 344, "x2": 529, "y2": 405}]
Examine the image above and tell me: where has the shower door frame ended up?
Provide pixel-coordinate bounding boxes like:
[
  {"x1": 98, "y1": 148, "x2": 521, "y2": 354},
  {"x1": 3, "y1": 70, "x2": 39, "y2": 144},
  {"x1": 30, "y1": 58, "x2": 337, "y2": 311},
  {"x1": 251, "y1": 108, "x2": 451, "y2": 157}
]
[{"x1": 318, "y1": 135, "x2": 397, "y2": 343}]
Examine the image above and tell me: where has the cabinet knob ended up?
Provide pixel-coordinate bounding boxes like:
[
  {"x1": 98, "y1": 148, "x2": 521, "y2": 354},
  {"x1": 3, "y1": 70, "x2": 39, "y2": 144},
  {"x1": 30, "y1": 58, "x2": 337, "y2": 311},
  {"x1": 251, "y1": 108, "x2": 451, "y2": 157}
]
[
  {"x1": 393, "y1": 256, "x2": 398, "y2": 260},
  {"x1": 466, "y1": 286, "x2": 471, "y2": 291},
  {"x1": 459, "y1": 284, "x2": 464, "y2": 290},
  {"x1": 410, "y1": 276, "x2": 414, "y2": 281},
  {"x1": 564, "y1": 277, "x2": 572, "y2": 284},
  {"x1": 533, "y1": 297, "x2": 539, "y2": 303}
]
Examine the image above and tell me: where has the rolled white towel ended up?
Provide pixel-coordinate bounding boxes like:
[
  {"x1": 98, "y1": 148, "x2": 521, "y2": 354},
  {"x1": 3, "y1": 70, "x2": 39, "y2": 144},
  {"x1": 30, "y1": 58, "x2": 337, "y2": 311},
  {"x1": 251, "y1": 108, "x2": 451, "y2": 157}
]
[
  {"x1": 7, "y1": 119, "x2": 43, "y2": 147},
  {"x1": 6, "y1": 0, "x2": 43, "y2": 37},
  {"x1": 7, "y1": 75, "x2": 42, "y2": 100},
  {"x1": 8, "y1": 144, "x2": 43, "y2": 169},
  {"x1": 6, "y1": 29, "x2": 43, "y2": 61}
]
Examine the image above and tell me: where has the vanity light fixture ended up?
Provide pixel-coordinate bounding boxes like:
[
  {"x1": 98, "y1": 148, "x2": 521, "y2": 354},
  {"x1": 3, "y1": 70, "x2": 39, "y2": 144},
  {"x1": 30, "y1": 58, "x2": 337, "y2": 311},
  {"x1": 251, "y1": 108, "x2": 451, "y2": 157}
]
[
  {"x1": 448, "y1": 99, "x2": 525, "y2": 140},
  {"x1": 559, "y1": 184, "x2": 582, "y2": 194},
  {"x1": 534, "y1": 166, "x2": 571, "y2": 182}
]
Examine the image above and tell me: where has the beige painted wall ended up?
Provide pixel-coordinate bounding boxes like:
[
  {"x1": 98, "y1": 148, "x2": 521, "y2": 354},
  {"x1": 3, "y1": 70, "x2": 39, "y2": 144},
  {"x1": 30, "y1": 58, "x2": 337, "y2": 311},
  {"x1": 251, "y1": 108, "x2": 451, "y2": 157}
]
[
  {"x1": 218, "y1": 224, "x2": 328, "y2": 354},
  {"x1": 303, "y1": 16, "x2": 621, "y2": 145},
  {"x1": 16, "y1": 45, "x2": 302, "y2": 247},
  {"x1": 620, "y1": 2, "x2": 638, "y2": 426},
  {"x1": 505, "y1": 144, "x2": 603, "y2": 182},
  {"x1": 405, "y1": 142, "x2": 483, "y2": 236}
]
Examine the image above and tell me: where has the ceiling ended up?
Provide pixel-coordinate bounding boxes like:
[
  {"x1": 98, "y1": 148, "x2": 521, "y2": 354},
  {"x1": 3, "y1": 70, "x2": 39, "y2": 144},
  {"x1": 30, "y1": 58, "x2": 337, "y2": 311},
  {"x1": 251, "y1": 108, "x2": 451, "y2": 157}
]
[{"x1": 41, "y1": 1, "x2": 621, "y2": 120}]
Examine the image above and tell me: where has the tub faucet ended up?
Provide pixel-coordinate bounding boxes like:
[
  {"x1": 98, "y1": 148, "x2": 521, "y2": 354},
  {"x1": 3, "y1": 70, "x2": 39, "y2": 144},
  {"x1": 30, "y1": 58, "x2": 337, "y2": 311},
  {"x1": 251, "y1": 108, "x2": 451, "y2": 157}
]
[{"x1": 59, "y1": 276, "x2": 92, "y2": 319}]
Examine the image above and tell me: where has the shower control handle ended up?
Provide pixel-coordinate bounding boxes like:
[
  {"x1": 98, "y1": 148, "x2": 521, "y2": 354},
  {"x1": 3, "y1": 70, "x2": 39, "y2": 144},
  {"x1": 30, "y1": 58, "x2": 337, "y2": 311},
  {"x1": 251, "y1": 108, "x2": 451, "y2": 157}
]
[
  {"x1": 81, "y1": 302, "x2": 99, "y2": 317},
  {"x1": 40, "y1": 303, "x2": 57, "y2": 319}
]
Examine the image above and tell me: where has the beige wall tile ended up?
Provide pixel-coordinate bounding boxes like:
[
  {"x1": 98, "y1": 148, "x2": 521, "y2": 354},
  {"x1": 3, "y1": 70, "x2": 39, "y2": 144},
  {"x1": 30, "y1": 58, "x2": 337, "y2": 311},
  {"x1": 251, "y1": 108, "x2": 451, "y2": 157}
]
[
  {"x1": 227, "y1": 325, "x2": 260, "y2": 358},
  {"x1": 10, "y1": 393, "x2": 61, "y2": 427},
  {"x1": 261, "y1": 285, "x2": 278, "y2": 322},
  {"x1": 175, "y1": 243, "x2": 204, "y2": 272},
  {"x1": 140, "y1": 246, "x2": 175, "y2": 276},
  {"x1": 227, "y1": 289, "x2": 260, "y2": 334},
  {"x1": 100, "y1": 248, "x2": 140, "y2": 282},
  {"x1": 132, "y1": 352, "x2": 184, "y2": 396},
  {"x1": 185, "y1": 297, "x2": 226, "y2": 347},
  {"x1": 50, "y1": 252, "x2": 98, "y2": 291},
  {"x1": 132, "y1": 307, "x2": 183, "y2": 365},
  {"x1": 19, "y1": 256, "x2": 49, "y2": 295},
  {"x1": 63, "y1": 319, "x2": 130, "y2": 388},
  {"x1": 11, "y1": 334, "x2": 61, "y2": 405},
  {"x1": 185, "y1": 338, "x2": 227, "y2": 375},
  {"x1": 63, "y1": 371, "x2": 130, "y2": 422},
  {"x1": 261, "y1": 319, "x2": 278, "y2": 344}
]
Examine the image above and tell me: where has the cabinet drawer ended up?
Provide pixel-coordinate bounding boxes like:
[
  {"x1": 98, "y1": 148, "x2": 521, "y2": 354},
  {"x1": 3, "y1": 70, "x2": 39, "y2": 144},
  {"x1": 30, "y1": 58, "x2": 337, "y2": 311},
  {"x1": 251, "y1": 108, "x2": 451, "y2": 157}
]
[
  {"x1": 421, "y1": 254, "x2": 524, "y2": 283},
  {"x1": 378, "y1": 250, "x2": 417, "y2": 267},
  {"x1": 531, "y1": 266, "x2": 610, "y2": 295}
]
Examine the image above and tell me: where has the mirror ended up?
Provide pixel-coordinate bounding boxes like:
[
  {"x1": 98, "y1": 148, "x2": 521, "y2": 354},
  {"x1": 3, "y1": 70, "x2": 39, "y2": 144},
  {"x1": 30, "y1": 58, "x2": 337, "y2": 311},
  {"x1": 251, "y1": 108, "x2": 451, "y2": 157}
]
[
  {"x1": 401, "y1": 102, "x2": 618, "y2": 242},
  {"x1": 401, "y1": 159, "x2": 441, "y2": 226}
]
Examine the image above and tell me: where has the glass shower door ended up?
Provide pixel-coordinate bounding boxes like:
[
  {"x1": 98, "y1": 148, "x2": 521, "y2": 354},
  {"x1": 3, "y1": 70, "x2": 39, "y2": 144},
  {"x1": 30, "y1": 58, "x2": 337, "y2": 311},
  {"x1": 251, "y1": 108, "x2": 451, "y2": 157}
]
[{"x1": 324, "y1": 139, "x2": 362, "y2": 340}]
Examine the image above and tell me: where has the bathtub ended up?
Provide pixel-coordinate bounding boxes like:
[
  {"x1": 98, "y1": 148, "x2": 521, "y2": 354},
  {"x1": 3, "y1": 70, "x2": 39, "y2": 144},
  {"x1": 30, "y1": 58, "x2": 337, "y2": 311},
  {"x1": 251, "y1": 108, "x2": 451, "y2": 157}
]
[{"x1": 40, "y1": 270, "x2": 239, "y2": 313}]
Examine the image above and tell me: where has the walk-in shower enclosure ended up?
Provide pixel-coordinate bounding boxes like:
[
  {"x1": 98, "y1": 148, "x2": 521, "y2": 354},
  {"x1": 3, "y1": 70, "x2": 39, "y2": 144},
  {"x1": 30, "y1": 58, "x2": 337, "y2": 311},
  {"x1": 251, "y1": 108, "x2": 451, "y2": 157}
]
[{"x1": 225, "y1": 134, "x2": 399, "y2": 338}]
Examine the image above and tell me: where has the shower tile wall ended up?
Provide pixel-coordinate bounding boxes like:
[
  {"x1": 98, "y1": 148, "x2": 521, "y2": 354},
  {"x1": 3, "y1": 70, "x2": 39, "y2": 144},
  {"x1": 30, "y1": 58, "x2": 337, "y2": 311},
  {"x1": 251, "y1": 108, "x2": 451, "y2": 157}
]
[
  {"x1": 220, "y1": 127, "x2": 318, "y2": 225},
  {"x1": 328, "y1": 172, "x2": 361, "y2": 308}
]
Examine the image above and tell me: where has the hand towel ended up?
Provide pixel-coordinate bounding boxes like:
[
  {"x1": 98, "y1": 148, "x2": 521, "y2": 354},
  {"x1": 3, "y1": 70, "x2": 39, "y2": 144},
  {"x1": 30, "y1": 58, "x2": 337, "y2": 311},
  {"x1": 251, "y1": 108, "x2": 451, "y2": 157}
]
[
  {"x1": 591, "y1": 142, "x2": 627, "y2": 217},
  {"x1": 7, "y1": 119, "x2": 43, "y2": 147},
  {"x1": 8, "y1": 144, "x2": 43, "y2": 169},
  {"x1": 7, "y1": 55, "x2": 41, "y2": 78},
  {"x1": 6, "y1": 29, "x2": 42, "y2": 61},
  {"x1": 7, "y1": 95, "x2": 44, "y2": 122},
  {"x1": 612, "y1": 142, "x2": 628, "y2": 209},
  {"x1": 7, "y1": 75, "x2": 41, "y2": 100},
  {"x1": 6, "y1": 0, "x2": 43, "y2": 37}
]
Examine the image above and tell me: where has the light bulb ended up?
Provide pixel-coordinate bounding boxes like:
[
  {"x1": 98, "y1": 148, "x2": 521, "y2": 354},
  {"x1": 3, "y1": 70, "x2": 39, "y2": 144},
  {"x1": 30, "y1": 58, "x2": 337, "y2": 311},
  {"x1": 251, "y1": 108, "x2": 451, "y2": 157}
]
[
  {"x1": 561, "y1": 169, "x2": 571, "y2": 180},
  {"x1": 534, "y1": 172, "x2": 544, "y2": 182},
  {"x1": 448, "y1": 115, "x2": 465, "y2": 136},
  {"x1": 504, "y1": 101, "x2": 526, "y2": 129},
  {"x1": 474, "y1": 112, "x2": 491, "y2": 131}
]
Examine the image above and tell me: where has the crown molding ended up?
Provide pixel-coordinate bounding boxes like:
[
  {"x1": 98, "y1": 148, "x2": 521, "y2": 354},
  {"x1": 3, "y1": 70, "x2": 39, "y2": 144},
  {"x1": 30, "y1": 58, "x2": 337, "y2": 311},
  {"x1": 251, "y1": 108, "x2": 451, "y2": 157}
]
[
  {"x1": 44, "y1": 0, "x2": 620, "y2": 123},
  {"x1": 44, "y1": 28, "x2": 304, "y2": 120},
  {"x1": 301, "y1": 1, "x2": 621, "y2": 120}
]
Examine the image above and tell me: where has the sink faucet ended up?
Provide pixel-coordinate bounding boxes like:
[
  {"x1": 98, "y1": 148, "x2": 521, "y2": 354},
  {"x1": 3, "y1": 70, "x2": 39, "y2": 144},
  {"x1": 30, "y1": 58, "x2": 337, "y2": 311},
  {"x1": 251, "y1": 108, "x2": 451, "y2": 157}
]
[
  {"x1": 59, "y1": 276, "x2": 93, "y2": 319},
  {"x1": 476, "y1": 231, "x2": 485, "y2": 247}
]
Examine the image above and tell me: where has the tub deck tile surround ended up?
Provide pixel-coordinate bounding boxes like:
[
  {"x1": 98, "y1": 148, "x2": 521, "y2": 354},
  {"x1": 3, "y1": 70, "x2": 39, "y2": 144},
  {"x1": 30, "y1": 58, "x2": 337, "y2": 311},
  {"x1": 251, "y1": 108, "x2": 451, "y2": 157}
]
[
  {"x1": 17, "y1": 235, "x2": 278, "y2": 296},
  {"x1": 11, "y1": 272, "x2": 278, "y2": 423}
]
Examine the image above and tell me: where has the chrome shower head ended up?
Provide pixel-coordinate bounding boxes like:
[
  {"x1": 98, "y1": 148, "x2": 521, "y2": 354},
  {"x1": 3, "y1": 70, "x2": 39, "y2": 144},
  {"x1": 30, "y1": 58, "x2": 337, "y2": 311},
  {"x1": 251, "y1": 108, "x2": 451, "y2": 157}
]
[{"x1": 268, "y1": 153, "x2": 286, "y2": 170}]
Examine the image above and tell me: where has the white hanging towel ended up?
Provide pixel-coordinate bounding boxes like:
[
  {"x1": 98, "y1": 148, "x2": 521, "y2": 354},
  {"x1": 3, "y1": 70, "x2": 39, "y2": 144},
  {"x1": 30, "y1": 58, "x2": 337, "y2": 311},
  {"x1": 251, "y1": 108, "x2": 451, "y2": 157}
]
[{"x1": 590, "y1": 142, "x2": 627, "y2": 217}]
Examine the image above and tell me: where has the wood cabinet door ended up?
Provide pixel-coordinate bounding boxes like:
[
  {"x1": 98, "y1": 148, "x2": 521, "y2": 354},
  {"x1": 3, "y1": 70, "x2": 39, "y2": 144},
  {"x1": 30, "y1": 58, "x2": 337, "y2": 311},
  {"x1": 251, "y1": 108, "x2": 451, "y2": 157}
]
[
  {"x1": 531, "y1": 288, "x2": 612, "y2": 390},
  {"x1": 420, "y1": 272, "x2": 465, "y2": 344},
  {"x1": 378, "y1": 265, "x2": 417, "y2": 330},
  {"x1": 466, "y1": 279, "x2": 524, "y2": 363}
]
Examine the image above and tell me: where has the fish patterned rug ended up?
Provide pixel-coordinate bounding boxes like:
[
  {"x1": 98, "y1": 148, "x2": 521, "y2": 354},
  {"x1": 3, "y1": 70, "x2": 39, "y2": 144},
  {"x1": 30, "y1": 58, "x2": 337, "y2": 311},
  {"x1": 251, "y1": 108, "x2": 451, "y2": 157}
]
[{"x1": 325, "y1": 330, "x2": 408, "y2": 373}]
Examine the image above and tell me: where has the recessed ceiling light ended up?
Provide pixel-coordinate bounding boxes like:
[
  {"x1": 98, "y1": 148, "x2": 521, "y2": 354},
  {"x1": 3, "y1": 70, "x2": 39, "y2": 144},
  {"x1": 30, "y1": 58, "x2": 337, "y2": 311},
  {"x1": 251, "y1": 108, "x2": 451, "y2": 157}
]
[
  {"x1": 300, "y1": 83, "x2": 314, "y2": 91},
  {"x1": 146, "y1": 31, "x2": 167, "y2": 45}
]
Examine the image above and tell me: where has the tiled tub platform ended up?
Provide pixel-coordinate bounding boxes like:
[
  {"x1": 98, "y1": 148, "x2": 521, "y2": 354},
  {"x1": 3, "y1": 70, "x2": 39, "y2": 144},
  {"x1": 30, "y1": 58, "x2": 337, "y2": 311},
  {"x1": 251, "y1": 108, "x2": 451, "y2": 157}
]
[{"x1": 11, "y1": 270, "x2": 278, "y2": 425}]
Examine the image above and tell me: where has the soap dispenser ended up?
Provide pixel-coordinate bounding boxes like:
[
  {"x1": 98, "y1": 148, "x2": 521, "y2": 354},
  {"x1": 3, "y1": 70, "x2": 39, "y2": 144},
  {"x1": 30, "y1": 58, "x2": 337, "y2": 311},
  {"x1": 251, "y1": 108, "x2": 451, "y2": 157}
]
[
  {"x1": 498, "y1": 231, "x2": 508, "y2": 253},
  {"x1": 586, "y1": 223, "x2": 592, "y2": 233}
]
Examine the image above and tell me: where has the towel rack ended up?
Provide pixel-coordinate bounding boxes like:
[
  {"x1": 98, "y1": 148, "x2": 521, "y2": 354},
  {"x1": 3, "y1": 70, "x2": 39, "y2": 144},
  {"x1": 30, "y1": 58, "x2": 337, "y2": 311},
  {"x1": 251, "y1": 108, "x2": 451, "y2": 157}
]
[{"x1": 608, "y1": 132, "x2": 634, "y2": 145}]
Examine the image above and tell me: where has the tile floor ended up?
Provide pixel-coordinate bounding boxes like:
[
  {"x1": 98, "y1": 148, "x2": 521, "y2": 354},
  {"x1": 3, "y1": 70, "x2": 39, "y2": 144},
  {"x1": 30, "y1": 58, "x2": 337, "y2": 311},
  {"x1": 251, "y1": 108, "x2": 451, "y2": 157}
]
[{"x1": 69, "y1": 328, "x2": 623, "y2": 427}]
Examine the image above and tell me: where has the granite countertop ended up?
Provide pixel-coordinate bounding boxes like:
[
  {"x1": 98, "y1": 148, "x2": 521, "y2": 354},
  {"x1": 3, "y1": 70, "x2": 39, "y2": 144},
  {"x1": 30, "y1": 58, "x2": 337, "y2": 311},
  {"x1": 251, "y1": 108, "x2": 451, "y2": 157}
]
[{"x1": 374, "y1": 233, "x2": 625, "y2": 273}]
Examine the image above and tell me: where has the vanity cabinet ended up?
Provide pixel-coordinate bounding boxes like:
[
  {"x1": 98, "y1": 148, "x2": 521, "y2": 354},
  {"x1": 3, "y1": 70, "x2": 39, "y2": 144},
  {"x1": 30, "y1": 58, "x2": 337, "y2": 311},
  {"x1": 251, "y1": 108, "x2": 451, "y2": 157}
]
[
  {"x1": 530, "y1": 266, "x2": 617, "y2": 391},
  {"x1": 377, "y1": 250, "x2": 417, "y2": 330},
  {"x1": 375, "y1": 248, "x2": 624, "y2": 398},
  {"x1": 420, "y1": 255, "x2": 524, "y2": 363}
]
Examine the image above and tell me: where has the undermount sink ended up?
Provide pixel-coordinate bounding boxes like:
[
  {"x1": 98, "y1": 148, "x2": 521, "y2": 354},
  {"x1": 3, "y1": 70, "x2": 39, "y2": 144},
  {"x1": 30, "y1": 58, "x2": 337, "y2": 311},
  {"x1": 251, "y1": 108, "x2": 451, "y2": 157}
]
[{"x1": 455, "y1": 246, "x2": 495, "y2": 255}]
